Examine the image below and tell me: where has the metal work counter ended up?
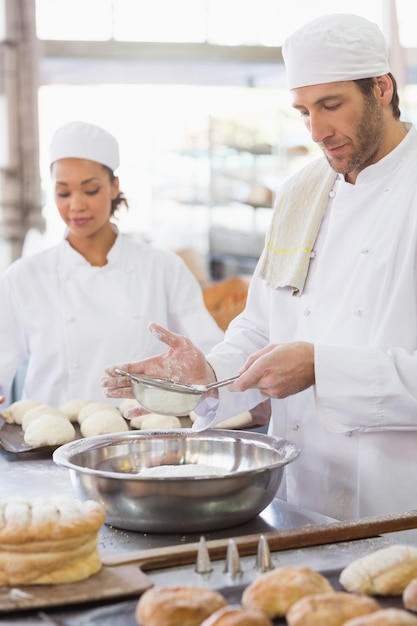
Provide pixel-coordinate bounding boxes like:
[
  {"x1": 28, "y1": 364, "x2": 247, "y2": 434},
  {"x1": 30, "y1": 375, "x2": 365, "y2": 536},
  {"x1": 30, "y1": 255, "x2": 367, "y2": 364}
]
[
  {"x1": 2, "y1": 446, "x2": 417, "y2": 625},
  {"x1": 1, "y1": 446, "x2": 335, "y2": 555}
]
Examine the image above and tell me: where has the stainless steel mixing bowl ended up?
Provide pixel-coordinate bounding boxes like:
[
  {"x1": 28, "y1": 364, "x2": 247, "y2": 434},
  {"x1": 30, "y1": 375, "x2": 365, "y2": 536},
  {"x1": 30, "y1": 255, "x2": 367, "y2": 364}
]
[{"x1": 53, "y1": 429, "x2": 300, "y2": 533}]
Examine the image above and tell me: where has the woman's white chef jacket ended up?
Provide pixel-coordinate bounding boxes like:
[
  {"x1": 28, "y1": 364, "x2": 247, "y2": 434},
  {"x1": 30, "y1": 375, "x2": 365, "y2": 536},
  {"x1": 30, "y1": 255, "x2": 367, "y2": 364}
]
[
  {"x1": 0, "y1": 231, "x2": 223, "y2": 406},
  {"x1": 194, "y1": 124, "x2": 417, "y2": 521}
]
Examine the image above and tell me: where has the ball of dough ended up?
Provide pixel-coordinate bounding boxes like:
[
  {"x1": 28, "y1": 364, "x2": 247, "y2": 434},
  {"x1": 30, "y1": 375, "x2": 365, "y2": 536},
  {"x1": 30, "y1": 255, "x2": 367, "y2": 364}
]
[
  {"x1": 0, "y1": 399, "x2": 41, "y2": 425},
  {"x1": 140, "y1": 414, "x2": 181, "y2": 430},
  {"x1": 343, "y1": 608, "x2": 417, "y2": 625},
  {"x1": 129, "y1": 414, "x2": 146, "y2": 429},
  {"x1": 59, "y1": 398, "x2": 92, "y2": 422},
  {"x1": 339, "y1": 544, "x2": 417, "y2": 595},
  {"x1": 80, "y1": 409, "x2": 129, "y2": 438},
  {"x1": 135, "y1": 585, "x2": 228, "y2": 626},
  {"x1": 22, "y1": 404, "x2": 68, "y2": 431},
  {"x1": 78, "y1": 402, "x2": 120, "y2": 425},
  {"x1": 200, "y1": 605, "x2": 273, "y2": 626},
  {"x1": 286, "y1": 592, "x2": 380, "y2": 626},
  {"x1": 23, "y1": 414, "x2": 76, "y2": 448},
  {"x1": 404, "y1": 577, "x2": 417, "y2": 611},
  {"x1": 403, "y1": 578, "x2": 417, "y2": 612},
  {"x1": 241, "y1": 566, "x2": 334, "y2": 617},
  {"x1": 119, "y1": 398, "x2": 140, "y2": 415},
  {"x1": 189, "y1": 410, "x2": 253, "y2": 430}
]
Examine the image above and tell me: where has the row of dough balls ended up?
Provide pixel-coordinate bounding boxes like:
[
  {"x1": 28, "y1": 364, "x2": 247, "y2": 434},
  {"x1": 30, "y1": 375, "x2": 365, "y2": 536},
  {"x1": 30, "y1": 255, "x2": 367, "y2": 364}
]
[
  {"x1": 135, "y1": 545, "x2": 417, "y2": 626},
  {"x1": 1, "y1": 398, "x2": 182, "y2": 448}
]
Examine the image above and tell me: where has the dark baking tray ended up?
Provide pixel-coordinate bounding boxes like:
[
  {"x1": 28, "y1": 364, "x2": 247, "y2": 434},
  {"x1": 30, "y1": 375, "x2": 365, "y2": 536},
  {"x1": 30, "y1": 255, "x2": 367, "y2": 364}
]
[
  {"x1": 0, "y1": 418, "x2": 57, "y2": 453},
  {"x1": 0, "y1": 418, "x2": 85, "y2": 454},
  {"x1": 24, "y1": 569, "x2": 408, "y2": 626}
]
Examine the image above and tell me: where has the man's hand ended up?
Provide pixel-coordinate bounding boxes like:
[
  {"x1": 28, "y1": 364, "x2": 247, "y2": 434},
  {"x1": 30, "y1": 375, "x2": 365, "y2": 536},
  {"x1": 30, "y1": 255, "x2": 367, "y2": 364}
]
[
  {"x1": 228, "y1": 341, "x2": 315, "y2": 399},
  {"x1": 100, "y1": 323, "x2": 214, "y2": 400}
]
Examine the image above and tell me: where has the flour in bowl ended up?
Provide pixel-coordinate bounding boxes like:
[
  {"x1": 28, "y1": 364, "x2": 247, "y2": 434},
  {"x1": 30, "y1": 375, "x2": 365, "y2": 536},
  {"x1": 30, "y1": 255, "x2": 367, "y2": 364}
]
[{"x1": 139, "y1": 464, "x2": 228, "y2": 477}]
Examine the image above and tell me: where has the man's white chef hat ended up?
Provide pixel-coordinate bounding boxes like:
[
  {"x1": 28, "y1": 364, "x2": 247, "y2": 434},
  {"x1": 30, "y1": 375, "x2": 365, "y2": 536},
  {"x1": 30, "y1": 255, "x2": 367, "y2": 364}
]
[
  {"x1": 49, "y1": 121, "x2": 120, "y2": 171},
  {"x1": 282, "y1": 13, "x2": 391, "y2": 90}
]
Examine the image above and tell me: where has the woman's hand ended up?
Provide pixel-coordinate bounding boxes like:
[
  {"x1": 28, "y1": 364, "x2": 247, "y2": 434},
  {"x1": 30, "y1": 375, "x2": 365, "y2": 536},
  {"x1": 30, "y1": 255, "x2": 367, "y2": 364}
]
[
  {"x1": 100, "y1": 323, "x2": 215, "y2": 401},
  {"x1": 228, "y1": 341, "x2": 315, "y2": 399}
]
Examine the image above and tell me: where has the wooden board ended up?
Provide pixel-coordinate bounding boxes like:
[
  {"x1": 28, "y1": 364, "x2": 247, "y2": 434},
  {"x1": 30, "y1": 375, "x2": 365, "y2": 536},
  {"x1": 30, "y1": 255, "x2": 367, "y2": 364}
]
[
  {"x1": 0, "y1": 563, "x2": 153, "y2": 613},
  {"x1": 2, "y1": 509, "x2": 417, "y2": 614},
  {"x1": 102, "y1": 509, "x2": 417, "y2": 570}
]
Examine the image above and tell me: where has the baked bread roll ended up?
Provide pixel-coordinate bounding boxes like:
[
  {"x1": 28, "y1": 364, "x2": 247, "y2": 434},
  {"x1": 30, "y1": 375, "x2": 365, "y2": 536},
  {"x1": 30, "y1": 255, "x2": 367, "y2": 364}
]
[
  {"x1": 339, "y1": 544, "x2": 417, "y2": 595},
  {"x1": 241, "y1": 565, "x2": 333, "y2": 617},
  {"x1": 343, "y1": 608, "x2": 417, "y2": 625},
  {"x1": 200, "y1": 605, "x2": 273, "y2": 625},
  {"x1": 135, "y1": 585, "x2": 227, "y2": 626},
  {"x1": 0, "y1": 399, "x2": 40, "y2": 425},
  {"x1": 0, "y1": 496, "x2": 105, "y2": 585},
  {"x1": 23, "y1": 414, "x2": 76, "y2": 448},
  {"x1": 286, "y1": 592, "x2": 380, "y2": 626},
  {"x1": 403, "y1": 577, "x2": 417, "y2": 611}
]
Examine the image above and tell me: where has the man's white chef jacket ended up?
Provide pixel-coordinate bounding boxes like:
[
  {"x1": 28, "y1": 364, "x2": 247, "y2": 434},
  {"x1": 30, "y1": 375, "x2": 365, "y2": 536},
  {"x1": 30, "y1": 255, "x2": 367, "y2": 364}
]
[
  {"x1": 194, "y1": 124, "x2": 417, "y2": 521},
  {"x1": 0, "y1": 233, "x2": 223, "y2": 406}
]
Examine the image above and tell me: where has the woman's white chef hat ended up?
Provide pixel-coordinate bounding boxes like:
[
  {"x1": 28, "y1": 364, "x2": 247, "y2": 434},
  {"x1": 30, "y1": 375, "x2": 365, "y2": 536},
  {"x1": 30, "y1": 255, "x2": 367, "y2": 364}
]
[
  {"x1": 282, "y1": 13, "x2": 391, "y2": 90},
  {"x1": 49, "y1": 121, "x2": 120, "y2": 171}
]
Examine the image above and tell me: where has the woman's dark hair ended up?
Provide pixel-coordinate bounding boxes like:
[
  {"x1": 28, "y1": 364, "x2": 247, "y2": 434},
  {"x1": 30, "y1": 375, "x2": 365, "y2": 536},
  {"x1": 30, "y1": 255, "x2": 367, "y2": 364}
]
[
  {"x1": 104, "y1": 166, "x2": 129, "y2": 216},
  {"x1": 354, "y1": 73, "x2": 401, "y2": 119}
]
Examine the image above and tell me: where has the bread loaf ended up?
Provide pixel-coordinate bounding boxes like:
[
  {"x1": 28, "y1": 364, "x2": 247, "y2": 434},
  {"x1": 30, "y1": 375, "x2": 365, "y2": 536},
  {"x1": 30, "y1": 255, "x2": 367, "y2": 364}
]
[
  {"x1": 286, "y1": 591, "x2": 380, "y2": 626},
  {"x1": 241, "y1": 565, "x2": 333, "y2": 617},
  {"x1": 200, "y1": 605, "x2": 273, "y2": 626},
  {"x1": 339, "y1": 544, "x2": 417, "y2": 595},
  {"x1": 403, "y1": 577, "x2": 417, "y2": 611},
  {"x1": 0, "y1": 496, "x2": 105, "y2": 585},
  {"x1": 135, "y1": 585, "x2": 227, "y2": 626},
  {"x1": 343, "y1": 608, "x2": 417, "y2": 625}
]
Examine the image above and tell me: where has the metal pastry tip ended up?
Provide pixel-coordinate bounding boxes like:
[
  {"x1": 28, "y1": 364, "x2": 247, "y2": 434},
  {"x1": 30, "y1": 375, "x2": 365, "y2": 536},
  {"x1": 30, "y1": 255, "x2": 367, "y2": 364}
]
[
  {"x1": 255, "y1": 534, "x2": 274, "y2": 572},
  {"x1": 195, "y1": 535, "x2": 213, "y2": 573},
  {"x1": 224, "y1": 538, "x2": 243, "y2": 577}
]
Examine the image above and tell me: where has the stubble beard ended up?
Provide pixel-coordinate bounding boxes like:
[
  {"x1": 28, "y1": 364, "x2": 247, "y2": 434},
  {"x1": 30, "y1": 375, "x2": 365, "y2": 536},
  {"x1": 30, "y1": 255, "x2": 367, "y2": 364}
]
[{"x1": 322, "y1": 95, "x2": 384, "y2": 176}]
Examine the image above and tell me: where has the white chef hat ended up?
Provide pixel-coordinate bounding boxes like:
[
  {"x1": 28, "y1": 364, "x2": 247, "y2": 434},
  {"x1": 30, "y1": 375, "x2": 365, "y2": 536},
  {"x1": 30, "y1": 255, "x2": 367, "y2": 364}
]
[
  {"x1": 282, "y1": 14, "x2": 391, "y2": 90},
  {"x1": 49, "y1": 121, "x2": 120, "y2": 171}
]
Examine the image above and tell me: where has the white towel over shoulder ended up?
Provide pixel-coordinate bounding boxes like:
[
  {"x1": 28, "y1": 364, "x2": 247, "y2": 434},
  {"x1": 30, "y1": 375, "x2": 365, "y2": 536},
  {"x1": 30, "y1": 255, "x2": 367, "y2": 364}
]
[{"x1": 260, "y1": 157, "x2": 337, "y2": 295}]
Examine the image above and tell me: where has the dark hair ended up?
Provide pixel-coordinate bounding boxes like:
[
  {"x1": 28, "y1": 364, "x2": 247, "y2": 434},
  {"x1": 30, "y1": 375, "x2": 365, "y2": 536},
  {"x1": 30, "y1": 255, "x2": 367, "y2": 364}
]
[
  {"x1": 105, "y1": 166, "x2": 129, "y2": 216},
  {"x1": 354, "y1": 73, "x2": 401, "y2": 119}
]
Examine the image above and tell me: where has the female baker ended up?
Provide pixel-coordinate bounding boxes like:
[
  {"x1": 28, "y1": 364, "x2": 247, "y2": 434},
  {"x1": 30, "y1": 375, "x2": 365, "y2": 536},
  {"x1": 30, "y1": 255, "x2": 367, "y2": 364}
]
[{"x1": 0, "y1": 121, "x2": 223, "y2": 406}]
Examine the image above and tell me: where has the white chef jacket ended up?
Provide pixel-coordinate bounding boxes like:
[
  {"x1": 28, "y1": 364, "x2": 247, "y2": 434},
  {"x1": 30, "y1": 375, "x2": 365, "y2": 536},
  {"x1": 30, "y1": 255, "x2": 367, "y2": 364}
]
[
  {"x1": 194, "y1": 123, "x2": 417, "y2": 521},
  {"x1": 0, "y1": 230, "x2": 223, "y2": 406}
]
